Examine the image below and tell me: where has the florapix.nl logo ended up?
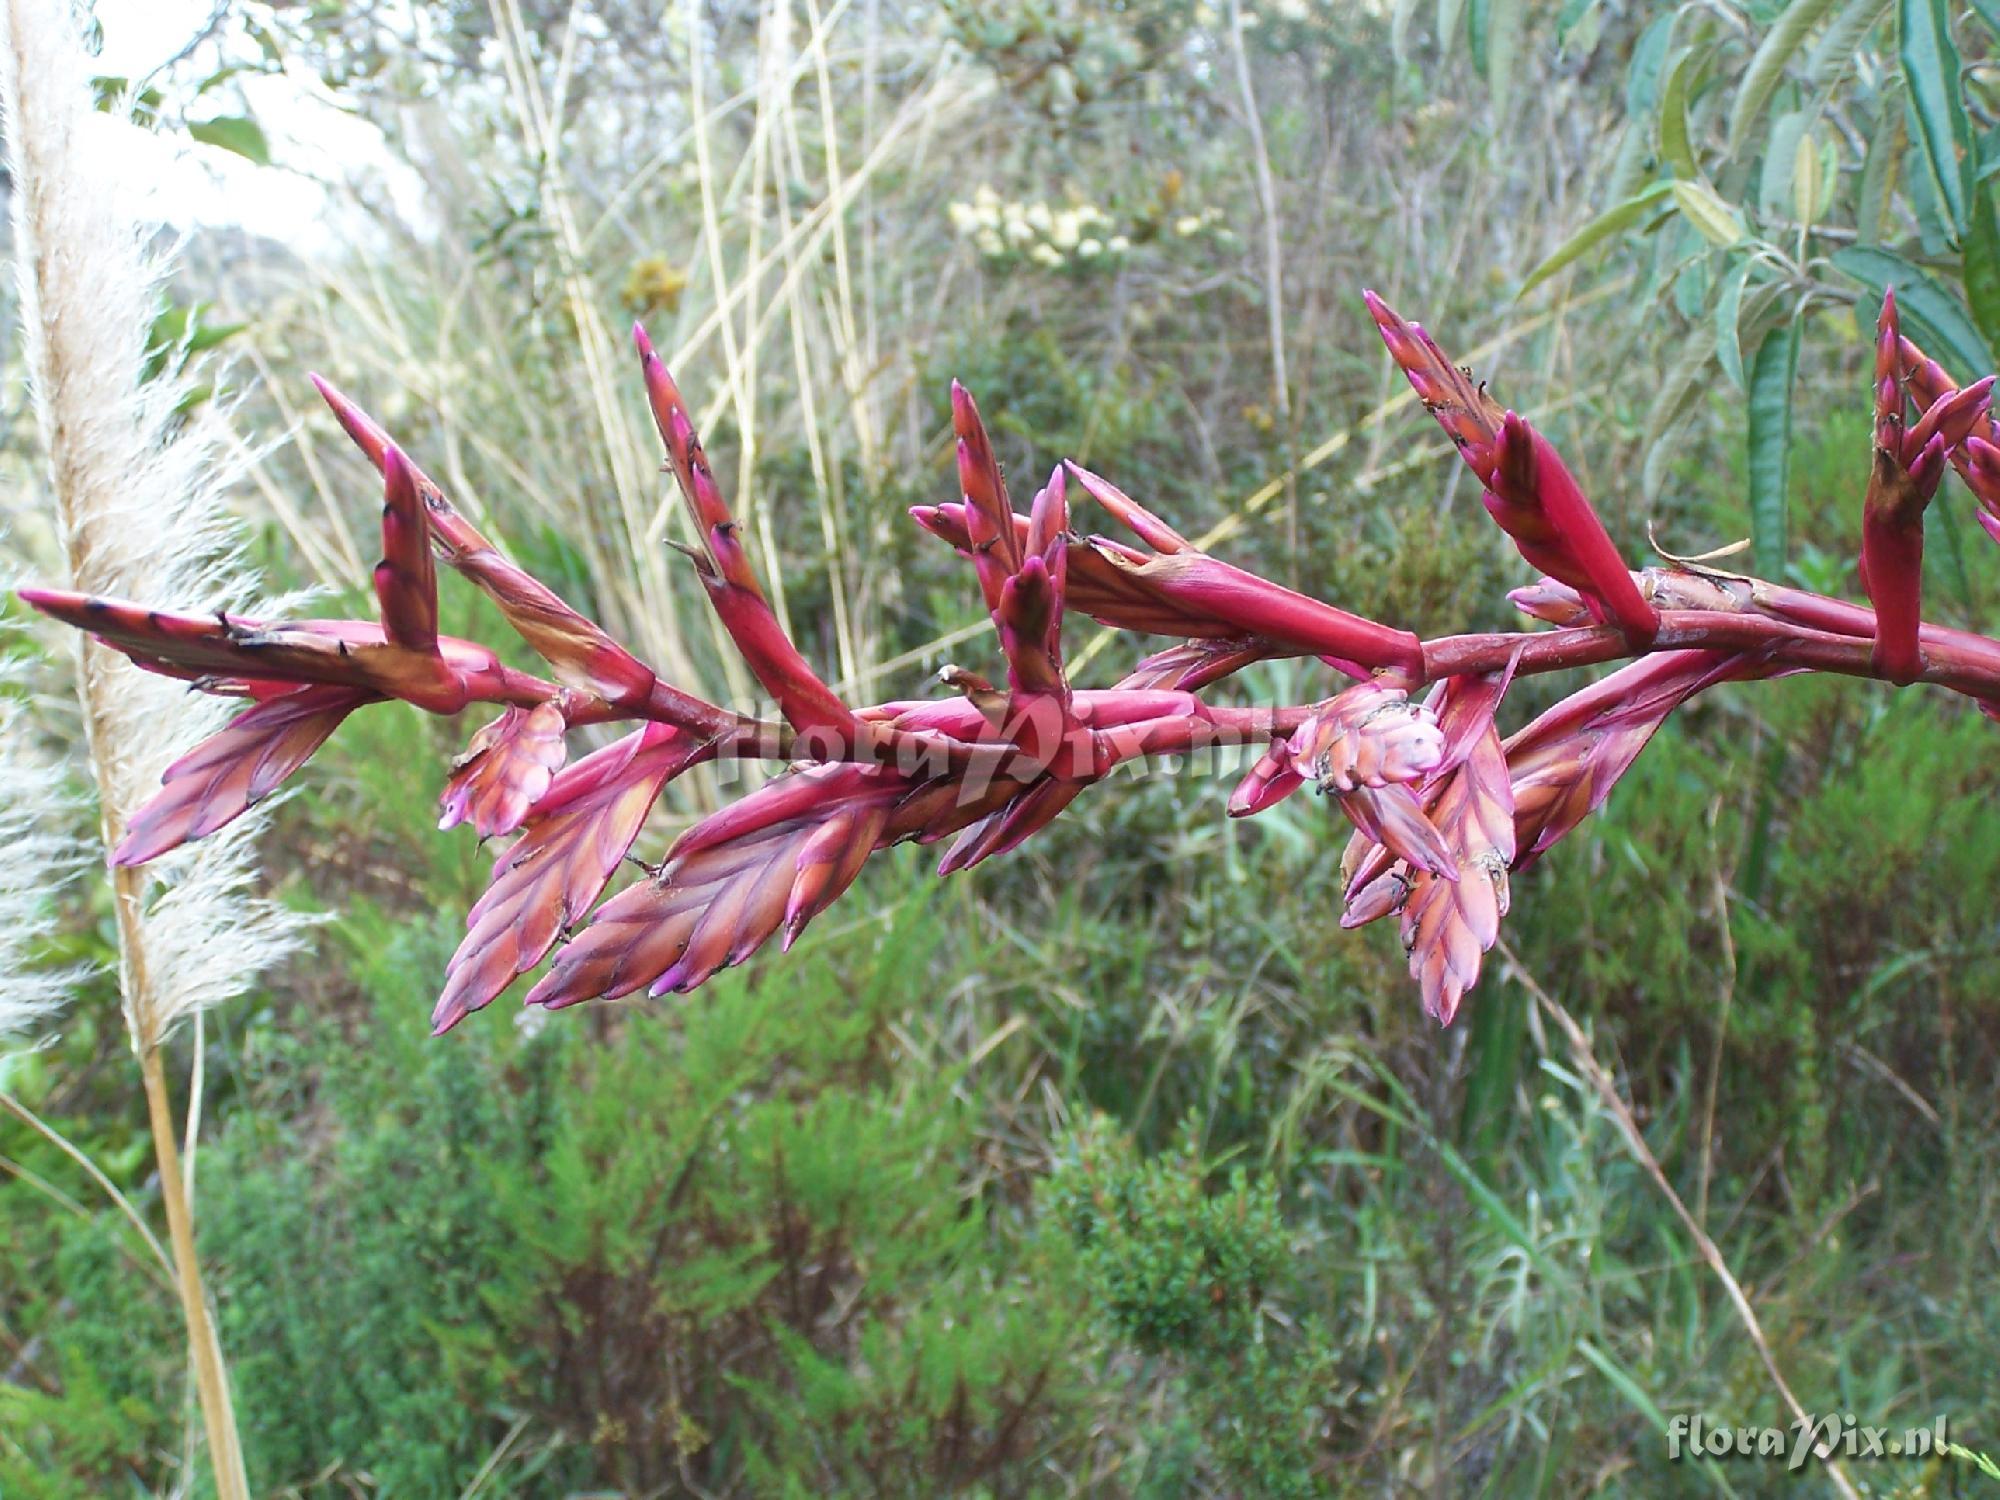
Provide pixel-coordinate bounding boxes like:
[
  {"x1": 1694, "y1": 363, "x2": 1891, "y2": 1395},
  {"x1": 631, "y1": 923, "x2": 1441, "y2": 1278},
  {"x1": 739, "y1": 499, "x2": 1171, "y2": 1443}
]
[{"x1": 1668, "y1": 1413, "x2": 1951, "y2": 1471}]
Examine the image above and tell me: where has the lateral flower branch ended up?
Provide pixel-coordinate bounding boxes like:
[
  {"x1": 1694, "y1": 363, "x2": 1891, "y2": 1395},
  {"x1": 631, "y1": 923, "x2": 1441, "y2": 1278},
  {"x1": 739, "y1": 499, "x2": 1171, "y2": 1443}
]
[{"x1": 25, "y1": 291, "x2": 2000, "y2": 1029}]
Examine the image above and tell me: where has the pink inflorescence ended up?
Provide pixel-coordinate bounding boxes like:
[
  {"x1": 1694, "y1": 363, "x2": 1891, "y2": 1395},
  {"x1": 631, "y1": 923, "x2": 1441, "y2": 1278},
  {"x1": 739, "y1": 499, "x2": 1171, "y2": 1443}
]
[{"x1": 24, "y1": 290, "x2": 2000, "y2": 1034}]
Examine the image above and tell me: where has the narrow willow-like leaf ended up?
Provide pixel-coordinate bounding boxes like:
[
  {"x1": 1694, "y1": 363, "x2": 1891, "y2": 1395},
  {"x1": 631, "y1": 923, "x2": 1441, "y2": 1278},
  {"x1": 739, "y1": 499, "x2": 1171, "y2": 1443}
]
[
  {"x1": 1832, "y1": 244, "x2": 1995, "y2": 375},
  {"x1": 1715, "y1": 257, "x2": 1756, "y2": 391},
  {"x1": 1518, "y1": 181, "x2": 1673, "y2": 297},
  {"x1": 1626, "y1": 11, "x2": 1678, "y2": 117},
  {"x1": 1856, "y1": 94, "x2": 1905, "y2": 244},
  {"x1": 1961, "y1": 190, "x2": 2000, "y2": 351},
  {"x1": 1757, "y1": 111, "x2": 1809, "y2": 219},
  {"x1": 1728, "y1": 0, "x2": 1846, "y2": 154},
  {"x1": 1658, "y1": 48, "x2": 1701, "y2": 179},
  {"x1": 1746, "y1": 318, "x2": 1800, "y2": 579},
  {"x1": 1899, "y1": 0, "x2": 1973, "y2": 232},
  {"x1": 1807, "y1": 0, "x2": 1892, "y2": 82},
  {"x1": 1671, "y1": 179, "x2": 1748, "y2": 247},
  {"x1": 1793, "y1": 126, "x2": 1825, "y2": 226}
]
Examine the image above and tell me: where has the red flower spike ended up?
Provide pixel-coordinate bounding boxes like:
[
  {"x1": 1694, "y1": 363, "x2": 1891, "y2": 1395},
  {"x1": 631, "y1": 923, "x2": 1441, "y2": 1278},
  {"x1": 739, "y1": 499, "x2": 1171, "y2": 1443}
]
[
  {"x1": 1508, "y1": 577, "x2": 1593, "y2": 626},
  {"x1": 1342, "y1": 866, "x2": 1411, "y2": 928},
  {"x1": 434, "y1": 724, "x2": 705, "y2": 1032},
  {"x1": 1228, "y1": 738, "x2": 1304, "y2": 818},
  {"x1": 1367, "y1": 293, "x2": 1655, "y2": 643},
  {"x1": 1398, "y1": 673, "x2": 1515, "y2": 1025},
  {"x1": 1857, "y1": 292, "x2": 1953, "y2": 683},
  {"x1": 375, "y1": 446, "x2": 440, "y2": 654},
  {"x1": 1064, "y1": 463, "x2": 1195, "y2": 554},
  {"x1": 112, "y1": 685, "x2": 375, "y2": 865},
  {"x1": 952, "y1": 381, "x2": 1023, "y2": 614},
  {"x1": 936, "y1": 776, "x2": 1085, "y2": 874},
  {"x1": 526, "y1": 762, "x2": 910, "y2": 1008},
  {"x1": 1894, "y1": 332, "x2": 2000, "y2": 547},
  {"x1": 14, "y1": 590, "x2": 516, "y2": 717},
  {"x1": 1082, "y1": 544, "x2": 1425, "y2": 678},
  {"x1": 1505, "y1": 651, "x2": 1744, "y2": 866},
  {"x1": 310, "y1": 375, "x2": 683, "y2": 719},
  {"x1": 997, "y1": 469, "x2": 1072, "y2": 697},
  {"x1": 439, "y1": 701, "x2": 570, "y2": 839},
  {"x1": 1288, "y1": 681, "x2": 1445, "y2": 792},
  {"x1": 1334, "y1": 783, "x2": 1457, "y2": 880},
  {"x1": 1116, "y1": 638, "x2": 1277, "y2": 692},
  {"x1": 635, "y1": 326, "x2": 859, "y2": 739},
  {"x1": 1964, "y1": 436, "x2": 2000, "y2": 543},
  {"x1": 1486, "y1": 413, "x2": 1658, "y2": 643},
  {"x1": 1361, "y1": 289, "x2": 1506, "y2": 477},
  {"x1": 1903, "y1": 375, "x2": 1994, "y2": 456}
]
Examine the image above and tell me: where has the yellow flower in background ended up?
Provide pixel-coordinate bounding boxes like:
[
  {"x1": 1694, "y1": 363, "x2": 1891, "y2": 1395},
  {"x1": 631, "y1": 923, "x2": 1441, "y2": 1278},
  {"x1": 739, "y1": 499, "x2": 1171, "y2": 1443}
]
[{"x1": 620, "y1": 256, "x2": 688, "y2": 317}]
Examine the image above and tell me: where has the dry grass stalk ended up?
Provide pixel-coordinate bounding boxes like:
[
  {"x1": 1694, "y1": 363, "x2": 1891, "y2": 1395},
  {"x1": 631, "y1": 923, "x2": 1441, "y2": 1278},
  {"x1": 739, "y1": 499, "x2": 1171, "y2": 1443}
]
[{"x1": 1, "y1": 1, "x2": 309, "y2": 1491}]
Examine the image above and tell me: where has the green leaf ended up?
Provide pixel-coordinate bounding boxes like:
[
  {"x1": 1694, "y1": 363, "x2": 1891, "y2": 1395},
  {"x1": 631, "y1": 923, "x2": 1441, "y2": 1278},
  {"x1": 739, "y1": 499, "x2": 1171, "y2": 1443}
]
[
  {"x1": 1961, "y1": 187, "x2": 2000, "y2": 351},
  {"x1": 1807, "y1": 0, "x2": 1893, "y2": 82},
  {"x1": 1794, "y1": 128, "x2": 1827, "y2": 226},
  {"x1": 1468, "y1": 0, "x2": 1491, "y2": 73},
  {"x1": 1831, "y1": 245, "x2": 1995, "y2": 376},
  {"x1": 1487, "y1": 0, "x2": 1523, "y2": 117},
  {"x1": 1714, "y1": 257, "x2": 1756, "y2": 391},
  {"x1": 1670, "y1": 179, "x2": 1748, "y2": 247},
  {"x1": 1658, "y1": 48, "x2": 1701, "y2": 179},
  {"x1": 1746, "y1": 318, "x2": 1801, "y2": 579},
  {"x1": 1517, "y1": 181, "x2": 1673, "y2": 297},
  {"x1": 1728, "y1": 0, "x2": 1845, "y2": 155},
  {"x1": 188, "y1": 114, "x2": 270, "y2": 166},
  {"x1": 1626, "y1": 12, "x2": 1677, "y2": 117},
  {"x1": 1757, "y1": 110, "x2": 1809, "y2": 219},
  {"x1": 1856, "y1": 94, "x2": 1905, "y2": 245},
  {"x1": 1899, "y1": 0, "x2": 1974, "y2": 234}
]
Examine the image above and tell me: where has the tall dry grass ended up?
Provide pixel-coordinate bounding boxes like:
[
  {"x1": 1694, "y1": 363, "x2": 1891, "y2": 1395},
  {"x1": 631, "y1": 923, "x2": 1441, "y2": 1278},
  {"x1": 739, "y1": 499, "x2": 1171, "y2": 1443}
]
[{"x1": 1, "y1": 0, "x2": 310, "y2": 1491}]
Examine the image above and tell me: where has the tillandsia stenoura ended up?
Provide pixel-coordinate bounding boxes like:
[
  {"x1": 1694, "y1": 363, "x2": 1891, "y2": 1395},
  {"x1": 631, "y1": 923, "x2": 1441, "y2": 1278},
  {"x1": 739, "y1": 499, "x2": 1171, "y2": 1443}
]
[{"x1": 26, "y1": 291, "x2": 2000, "y2": 1032}]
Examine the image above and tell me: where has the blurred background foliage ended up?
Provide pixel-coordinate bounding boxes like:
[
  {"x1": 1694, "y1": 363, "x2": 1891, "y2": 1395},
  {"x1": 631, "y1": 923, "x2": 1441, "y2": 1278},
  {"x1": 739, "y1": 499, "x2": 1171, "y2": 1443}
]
[{"x1": 4, "y1": 0, "x2": 2000, "y2": 1493}]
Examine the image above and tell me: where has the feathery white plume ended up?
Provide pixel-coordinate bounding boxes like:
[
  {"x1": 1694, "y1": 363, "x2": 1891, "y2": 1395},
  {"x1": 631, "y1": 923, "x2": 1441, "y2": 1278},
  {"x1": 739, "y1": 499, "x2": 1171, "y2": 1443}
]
[
  {"x1": 3, "y1": 1, "x2": 289, "y2": 1489},
  {"x1": 0, "y1": 673, "x2": 81, "y2": 1049},
  {"x1": 2, "y1": 0, "x2": 306, "y2": 1049}
]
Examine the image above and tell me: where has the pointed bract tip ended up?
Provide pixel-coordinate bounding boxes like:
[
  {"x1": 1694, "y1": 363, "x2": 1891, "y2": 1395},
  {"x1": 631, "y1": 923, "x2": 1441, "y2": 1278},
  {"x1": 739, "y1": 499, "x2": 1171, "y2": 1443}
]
[{"x1": 632, "y1": 321, "x2": 655, "y2": 359}]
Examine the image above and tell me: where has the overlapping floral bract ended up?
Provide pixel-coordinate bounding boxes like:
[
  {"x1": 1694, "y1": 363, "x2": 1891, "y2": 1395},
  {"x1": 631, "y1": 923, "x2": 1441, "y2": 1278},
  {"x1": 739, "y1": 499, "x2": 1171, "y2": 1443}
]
[{"x1": 26, "y1": 291, "x2": 2000, "y2": 1032}]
